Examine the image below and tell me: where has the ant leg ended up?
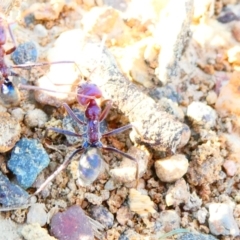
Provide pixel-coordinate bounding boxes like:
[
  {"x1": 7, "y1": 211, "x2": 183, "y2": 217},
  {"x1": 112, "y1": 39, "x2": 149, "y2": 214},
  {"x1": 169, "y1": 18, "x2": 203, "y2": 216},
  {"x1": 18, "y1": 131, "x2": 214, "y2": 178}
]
[
  {"x1": 102, "y1": 124, "x2": 133, "y2": 137},
  {"x1": 32, "y1": 147, "x2": 84, "y2": 196},
  {"x1": 62, "y1": 103, "x2": 86, "y2": 125},
  {"x1": 102, "y1": 145, "x2": 139, "y2": 181},
  {"x1": 47, "y1": 127, "x2": 85, "y2": 137},
  {"x1": 5, "y1": 23, "x2": 16, "y2": 55},
  {"x1": 99, "y1": 100, "x2": 112, "y2": 122}
]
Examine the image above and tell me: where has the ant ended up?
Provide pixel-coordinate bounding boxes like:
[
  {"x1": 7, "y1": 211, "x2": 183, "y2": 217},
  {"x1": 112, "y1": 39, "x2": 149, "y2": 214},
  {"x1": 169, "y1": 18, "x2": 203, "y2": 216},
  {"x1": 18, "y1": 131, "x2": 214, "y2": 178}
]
[{"x1": 32, "y1": 81, "x2": 139, "y2": 195}]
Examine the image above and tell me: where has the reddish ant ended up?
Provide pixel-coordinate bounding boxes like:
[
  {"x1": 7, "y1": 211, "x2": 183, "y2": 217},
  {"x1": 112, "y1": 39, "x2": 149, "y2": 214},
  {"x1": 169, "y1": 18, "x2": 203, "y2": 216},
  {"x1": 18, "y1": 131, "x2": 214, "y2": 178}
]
[{"x1": 32, "y1": 81, "x2": 139, "y2": 195}]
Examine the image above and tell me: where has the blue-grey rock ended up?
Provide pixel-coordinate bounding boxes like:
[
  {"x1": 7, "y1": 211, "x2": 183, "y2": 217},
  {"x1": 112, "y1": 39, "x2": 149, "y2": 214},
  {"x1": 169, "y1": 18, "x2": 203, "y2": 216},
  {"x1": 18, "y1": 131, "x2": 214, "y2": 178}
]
[
  {"x1": 177, "y1": 233, "x2": 217, "y2": 240},
  {"x1": 89, "y1": 205, "x2": 114, "y2": 229},
  {"x1": 0, "y1": 171, "x2": 29, "y2": 206},
  {"x1": 7, "y1": 138, "x2": 50, "y2": 188},
  {"x1": 11, "y1": 41, "x2": 38, "y2": 65}
]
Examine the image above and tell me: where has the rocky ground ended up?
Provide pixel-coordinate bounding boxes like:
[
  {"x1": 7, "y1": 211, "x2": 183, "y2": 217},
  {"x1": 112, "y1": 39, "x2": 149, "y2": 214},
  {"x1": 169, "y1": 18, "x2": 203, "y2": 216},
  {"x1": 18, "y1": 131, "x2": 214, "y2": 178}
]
[{"x1": 0, "y1": 0, "x2": 240, "y2": 239}]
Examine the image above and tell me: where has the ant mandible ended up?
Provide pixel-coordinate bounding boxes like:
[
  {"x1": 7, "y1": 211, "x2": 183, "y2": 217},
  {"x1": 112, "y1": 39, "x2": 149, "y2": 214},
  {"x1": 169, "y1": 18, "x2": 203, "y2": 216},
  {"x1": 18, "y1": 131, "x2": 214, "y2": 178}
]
[{"x1": 32, "y1": 81, "x2": 139, "y2": 195}]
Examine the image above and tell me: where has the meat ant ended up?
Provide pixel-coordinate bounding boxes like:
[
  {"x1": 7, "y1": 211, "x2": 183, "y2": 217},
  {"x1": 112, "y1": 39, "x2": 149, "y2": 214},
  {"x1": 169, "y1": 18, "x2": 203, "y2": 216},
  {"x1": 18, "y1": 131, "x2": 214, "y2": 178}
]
[{"x1": 32, "y1": 80, "x2": 139, "y2": 195}]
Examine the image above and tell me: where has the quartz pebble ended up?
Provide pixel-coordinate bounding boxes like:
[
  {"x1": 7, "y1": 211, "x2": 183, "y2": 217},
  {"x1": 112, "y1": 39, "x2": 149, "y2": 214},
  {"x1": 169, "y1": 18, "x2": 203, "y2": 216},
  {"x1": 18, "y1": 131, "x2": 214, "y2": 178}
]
[
  {"x1": 7, "y1": 138, "x2": 50, "y2": 188},
  {"x1": 27, "y1": 203, "x2": 48, "y2": 226},
  {"x1": 89, "y1": 205, "x2": 114, "y2": 229},
  {"x1": 24, "y1": 108, "x2": 48, "y2": 128},
  {"x1": 187, "y1": 101, "x2": 217, "y2": 127},
  {"x1": 11, "y1": 41, "x2": 38, "y2": 65},
  {"x1": 21, "y1": 223, "x2": 56, "y2": 240},
  {"x1": 208, "y1": 203, "x2": 240, "y2": 236},
  {"x1": 223, "y1": 160, "x2": 237, "y2": 177},
  {"x1": 0, "y1": 112, "x2": 21, "y2": 153},
  {"x1": 155, "y1": 154, "x2": 189, "y2": 182},
  {"x1": 0, "y1": 171, "x2": 29, "y2": 206},
  {"x1": 11, "y1": 108, "x2": 25, "y2": 122},
  {"x1": 0, "y1": 214, "x2": 21, "y2": 239},
  {"x1": 34, "y1": 24, "x2": 48, "y2": 38},
  {"x1": 50, "y1": 205, "x2": 94, "y2": 240},
  {"x1": 165, "y1": 178, "x2": 190, "y2": 207}
]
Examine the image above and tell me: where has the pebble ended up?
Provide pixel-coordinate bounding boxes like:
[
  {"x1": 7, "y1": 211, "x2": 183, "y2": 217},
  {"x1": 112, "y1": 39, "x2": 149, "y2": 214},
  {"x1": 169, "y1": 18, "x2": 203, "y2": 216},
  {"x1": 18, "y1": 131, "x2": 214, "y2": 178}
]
[
  {"x1": 187, "y1": 101, "x2": 217, "y2": 128},
  {"x1": 158, "y1": 210, "x2": 181, "y2": 232},
  {"x1": 0, "y1": 112, "x2": 21, "y2": 153},
  {"x1": 11, "y1": 41, "x2": 38, "y2": 65},
  {"x1": 50, "y1": 205, "x2": 94, "y2": 240},
  {"x1": 165, "y1": 178, "x2": 190, "y2": 207},
  {"x1": 34, "y1": 24, "x2": 48, "y2": 38},
  {"x1": 195, "y1": 207, "x2": 208, "y2": 224},
  {"x1": 11, "y1": 108, "x2": 25, "y2": 122},
  {"x1": 89, "y1": 205, "x2": 114, "y2": 229},
  {"x1": 177, "y1": 233, "x2": 217, "y2": 240},
  {"x1": 0, "y1": 171, "x2": 29, "y2": 206},
  {"x1": 155, "y1": 154, "x2": 189, "y2": 182},
  {"x1": 223, "y1": 160, "x2": 237, "y2": 177},
  {"x1": 0, "y1": 214, "x2": 21, "y2": 239},
  {"x1": 217, "y1": 11, "x2": 239, "y2": 23},
  {"x1": 21, "y1": 223, "x2": 56, "y2": 240},
  {"x1": 7, "y1": 138, "x2": 50, "y2": 188},
  {"x1": 128, "y1": 189, "x2": 156, "y2": 217},
  {"x1": 232, "y1": 21, "x2": 240, "y2": 42},
  {"x1": 110, "y1": 146, "x2": 149, "y2": 184},
  {"x1": 27, "y1": 203, "x2": 48, "y2": 226},
  {"x1": 208, "y1": 203, "x2": 240, "y2": 236},
  {"x1": 215, "y1": 71, "x2": 240, "y2": 117},
  {"x1": 116, "y1": 206, "x2": 134, "y2": 225},
  {"x1": 24, "y1": 108, "x2": 48, "y2": 128}
]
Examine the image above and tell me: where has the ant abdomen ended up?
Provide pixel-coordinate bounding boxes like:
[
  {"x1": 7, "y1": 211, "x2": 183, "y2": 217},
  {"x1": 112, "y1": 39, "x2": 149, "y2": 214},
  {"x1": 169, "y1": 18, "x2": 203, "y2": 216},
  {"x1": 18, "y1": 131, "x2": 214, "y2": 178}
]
[{"x1": 78, "y1": 147, "x2": 103, "y2": 186}]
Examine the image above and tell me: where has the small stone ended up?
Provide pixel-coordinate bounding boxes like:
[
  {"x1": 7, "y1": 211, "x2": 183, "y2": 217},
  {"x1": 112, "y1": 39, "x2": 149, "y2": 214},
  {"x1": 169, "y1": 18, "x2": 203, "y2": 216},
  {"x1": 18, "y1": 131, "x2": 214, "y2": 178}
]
[
  {"x1": 50, "y1": 205, "x2": 94, "y2": 240},
  {"x1": 155, "y1": 154, "x2": 189, "y2": 182},
  {"x1": 128, "y1": 189, "x2": 156, "y2": 217},
  {"x1": 11, "y1": 41, "x2": 38, "y2": 65},
  {"x1": 34, "y1": 24, "x2": 48, "y2": 38},
  {"x1": 24, "y1": 108, "x2": 48, "y2": 128},
  {"x1": 0, "y1": 214, "x2": 21, "y2": 239},
  {"x1": 7, "y1": 138, "x2": 50, "y2": 188},
  {"x1": 217, "y1": 11, "x2": 238, "y2": 23},
  {"x1": 27, "y1": 203, "x2": 48, "y2": 226},
  {"x1": 206, "y1": 91, "x2": 217, "y2": 105},
  {"x1": 232, "y1": 21, "x2": 240, "y2": 42},
  {"x1": 195, "y1": 208, "x2": 208, "y2": 224},
  {"x1": 0, "y1": 112, "x2": 21, "y2": 153},
  {"x1": 208, "y1": 203, "x2": 240, "y2": 236},
  {"x1": 187, "y1": 101, "x2": 217, "y2": 128},
  {"x1": 223, "y1": 160, "x2": 237, "y2": 177},
  {"x1": 158, "y1": 210, "x2": 181, "y2": 232},
  {"x1": 0, "y1": 171, "x2": 29, "y2": 206},
  {"x1": 89, "y1": 205, "x2": 114, "y2": 229},
  {"x1": 177, "y1": 233, "x2": 217, "y2": 240},
  {"x1": 116, "y1": 206, "x2": 134, "y2": 225},
  {"x1": 215, "y1": 71, "x2": 240, "y2": 116},
  {"x1": 21, "y1": 223, "x2": 56, "y2": 240},
  {"x1": 11, "y1": 108, "x2": 25, "y2": 122},
  {"x1": 165, "y1": 178, "x2": 190, "y2": 206},
  {"x1": 110, "y1": 146, "x2": 149, "y2": 184}
]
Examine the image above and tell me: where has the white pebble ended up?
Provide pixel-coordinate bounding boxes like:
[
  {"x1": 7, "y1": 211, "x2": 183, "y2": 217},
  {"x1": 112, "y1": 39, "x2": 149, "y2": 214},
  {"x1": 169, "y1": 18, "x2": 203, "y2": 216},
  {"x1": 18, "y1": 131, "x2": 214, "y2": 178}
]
[
  {"x1": 27, "y1": 203, "x2": 48, "y2": 226},
  {"x1": 34, "y1": 24, "x2": 48, "y2": 38},
  {"x1": 187, "y1": 101, "x2": 217, "y2": 127},
  {"x1": 11, "y1": 108, "x2": 25, "y2": 122},
  {"x1": 155, "y1": 154, "x2": 189, "y2": 182},
  {"x1": 24, "y1": 109, "x2": 48, "y2": 128}
]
